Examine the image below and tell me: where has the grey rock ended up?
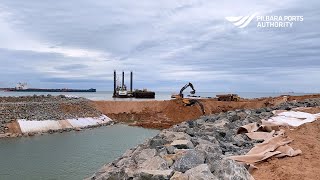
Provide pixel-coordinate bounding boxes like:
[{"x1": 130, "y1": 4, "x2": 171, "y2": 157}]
[
  {"x1": 237, "y1": 112, "x2": 248, "y2": 120},
  {"x1": 194, "y1": 119, "x2": 205, "y2": 126},
  {"x1": 229, "y1": 115, "x2": 240, "y2": 122},
  {"x1": 170, "y1": 171, "x2": 188, "y2": 180},
  {"x1": 211, "y1": 158, "x2": 252, "y2": 180},
  {"x1": 219, "y1": 142, "x2": 241, "y2": 155},
  {"x1": 139, "y1": 156, "x2": 169, "y2": 170},
  {"x1": 232, "y1": 134, "x2": 248, "y2": 147},
  {"x1": 227, "y1": 111, "x2": 236, "y2": 116},
  {"x1": 165, "y1": 145, "x2": 176, "y2": 154},
  {"x1": 116, "y1": 157, "x2": 136, "y2": 168},
  {"x1": 157, "y1": 147, "x2": 168, "y2": 157},
  {"x1": 150, "y1": 137, "x2": 168, "y2": 148},
  {"x1": 185, "y1": 164, "x2": 218, "y2": 180},
  {"x1": 255, "y1": 108, "x2": 266, "y2": 114},
  {"x1": 0, "y1": 95, "x2": 102, "y2": 128},
  {"x1": 195, "y1": 139, "x2": 222, "y2": 155},
  {"x1": 134, "y1": 149, "x2": 157, "y2": 164},
  {"x1": 160, "y1": 131, "x2": 191, "y2": 141},
  {"x1": 136, "y1": 169, "x2": 174, "y2": 180},
  {"x1": 185, "y1": 128, "x2": 195, "y2": 137},
  {"x1": 171, "y1": 140, "x2": 194, "y2": 149},
  {"x1": 172, "y1": 150, "x2": 205, "y2": 173},
  {"x1": 87, "y1": 164, "x2": 126, "y2": 180}
]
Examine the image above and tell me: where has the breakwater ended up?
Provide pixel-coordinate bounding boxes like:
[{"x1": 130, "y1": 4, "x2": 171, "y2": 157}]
[
  {"x1": 0, "y1": 95, "x2": 113, "y2": 137},
  {"x1": 88, "y1": 98, "x2": 320, "y2": 179}
]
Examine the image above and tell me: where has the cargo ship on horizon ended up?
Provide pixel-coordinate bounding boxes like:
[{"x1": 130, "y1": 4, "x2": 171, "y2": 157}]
[{"x1": 0, "y1": 83, "x2": 96, "y2": 92}]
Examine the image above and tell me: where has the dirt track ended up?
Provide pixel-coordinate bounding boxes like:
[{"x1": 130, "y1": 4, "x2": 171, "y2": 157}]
[{"x1": 91, "y1": 94, "x2": 320, "y2": 129}]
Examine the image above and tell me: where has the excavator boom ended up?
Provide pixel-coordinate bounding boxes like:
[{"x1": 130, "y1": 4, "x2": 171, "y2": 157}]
[{"x1": 179, "y1": 82, "x2": 195, "y2": 98}]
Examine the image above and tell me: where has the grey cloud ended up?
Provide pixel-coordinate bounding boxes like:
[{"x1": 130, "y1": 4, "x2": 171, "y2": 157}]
[
  {"x1": 0, "y1": 0, "x2": 319, "y2": 92},
  {"x1": 54, "y1": 64, "x2": 89, "y2": 71}
]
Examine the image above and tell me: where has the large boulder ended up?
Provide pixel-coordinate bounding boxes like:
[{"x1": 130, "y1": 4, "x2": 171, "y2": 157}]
[
  {"x1": 149, "y1": 137, "x2": 169, "y2": 148},
  {"x1": 139, "y1": 156, "x2": 169, "y2": 170},
  {"x1": 134, "y1": 148, "x2": 157, "y2": 164},
  {"x1": 136, "y1": 169, "x2": 174, "y2": 180},
  {"x1": 211, "y1": 158, "x2": 252, "y2": 180},
  {"x1": 185, "y1": 164, "x2": 218, "y2": 180},
  {"x1": 170, "y1": 140, "x2": 194, "y2": 149},
  {"x1": 172, "y1": 150, "x2": 205, "y2": 173},
  {"x1": 195, "y1": 139, "x2": 222, "y2": 155},
  {"x1": 170, "y1": 171, "x2": 188, "y2": 180},
  {"x1": 116, "y1": 157, "x2": 136, "y2": 168},
  {"x1": 87, "y1": 165, "x2": 127, "y2": 180},
  {"x1": 160, "y1": 131, "x2": 191, "y2": 142}
]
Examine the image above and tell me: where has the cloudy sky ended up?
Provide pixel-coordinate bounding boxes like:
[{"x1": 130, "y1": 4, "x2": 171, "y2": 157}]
[{"x1": 0, "y1": 0, "x2": 319, "y2": 92}]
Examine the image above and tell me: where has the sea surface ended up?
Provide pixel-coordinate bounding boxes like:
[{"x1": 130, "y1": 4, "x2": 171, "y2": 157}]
[
  {"x1": 0, "y1": 91, "x2": 313, "y2": 100},
  {"x1": 0, "y1": 124, "x2": 159, "y2": 180}
]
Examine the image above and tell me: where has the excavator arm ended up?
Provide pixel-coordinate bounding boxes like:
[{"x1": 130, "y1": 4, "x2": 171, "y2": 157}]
[{"x1": 179, "y1": 82, "x2": 195, "y2": 98}]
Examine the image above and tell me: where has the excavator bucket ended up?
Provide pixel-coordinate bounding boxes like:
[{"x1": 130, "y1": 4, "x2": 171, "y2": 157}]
[
  {"x1": 182, "y1": 99, "x2": 205, "y2": 115},
  {"x1": 171, "y1": 94, "x2": 181, "y2": 99}
]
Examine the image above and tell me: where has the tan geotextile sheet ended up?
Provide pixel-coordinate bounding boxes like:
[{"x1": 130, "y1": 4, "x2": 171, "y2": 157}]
[{"x1": 230, "y1": 121, "x2": 301, "y2": 164}]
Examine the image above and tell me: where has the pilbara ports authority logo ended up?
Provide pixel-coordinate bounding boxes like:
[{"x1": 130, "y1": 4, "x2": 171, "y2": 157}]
[{"x1": 225, "y1": 13, "x2": 304, "y2": 28}]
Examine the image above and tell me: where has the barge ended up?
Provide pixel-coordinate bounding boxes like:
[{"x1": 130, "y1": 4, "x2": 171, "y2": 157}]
[
  {"x1": 6, "y1": 88, "x2": 96, "y2": 92},
  {"x1": 112, "y1": 71, "x2": 155, "y2": 99},
  {"x1": 1, "y1": 83, "x2": 96, "y2": 92}
]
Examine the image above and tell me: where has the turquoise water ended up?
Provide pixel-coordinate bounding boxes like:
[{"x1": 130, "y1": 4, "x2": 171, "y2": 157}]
[
  {"x1": 0, "y1": 124, "x2": 159, "y2": 180},
  {"x1": 0, "y1": 91, "x2": 312, "y2": 100}
]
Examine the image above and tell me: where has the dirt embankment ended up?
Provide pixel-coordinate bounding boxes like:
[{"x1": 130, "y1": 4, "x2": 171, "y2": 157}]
[
  {"x1": 252, "y1": 107, "x2": 320, "y2": 180},
  {"x1": 91, "y1": 94, "x2": 320, "y2": 129}
]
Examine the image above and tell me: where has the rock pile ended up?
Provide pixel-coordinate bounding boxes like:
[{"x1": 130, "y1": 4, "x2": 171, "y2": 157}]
[
  {"x1": 0, "y1": 94, "x2": 76, "y2": 103},
  {"x1": 88, "y1": 98, "x2": 320, "y2": 180},
  {"x1": 0, "y1": 95, "x2": 102, "y2": 133}
]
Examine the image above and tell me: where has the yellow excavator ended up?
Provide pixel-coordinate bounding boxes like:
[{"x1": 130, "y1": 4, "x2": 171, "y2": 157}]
[{"x1": 171, "y1": 82, "x2": 205, "y2": 114}]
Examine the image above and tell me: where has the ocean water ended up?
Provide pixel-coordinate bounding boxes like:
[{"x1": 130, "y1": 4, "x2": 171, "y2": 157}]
[
  {"x1": 0, "y1": 124, "x2": 159, "y2": 180},
  {"x1": 0, "y1": 91, "x2": 312, "y2": 100}
]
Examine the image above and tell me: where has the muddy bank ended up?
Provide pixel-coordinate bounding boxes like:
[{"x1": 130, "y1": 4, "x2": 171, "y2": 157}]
[
  {"x1": 92, "y1": 94, "x2": 320, "y2": 129},
  {"x1": 88, "y1": 98, "x2": 320, "y2": 180}
]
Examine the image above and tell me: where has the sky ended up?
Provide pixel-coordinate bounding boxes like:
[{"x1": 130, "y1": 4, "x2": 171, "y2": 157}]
[{"x1": 0, "y1": 0, "x2": 319, "y2": 92}]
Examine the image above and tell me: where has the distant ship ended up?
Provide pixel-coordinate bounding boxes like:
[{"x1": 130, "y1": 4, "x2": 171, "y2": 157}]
[{"x1": 1, "y1": 83, "x2": 96, "y2": 92}]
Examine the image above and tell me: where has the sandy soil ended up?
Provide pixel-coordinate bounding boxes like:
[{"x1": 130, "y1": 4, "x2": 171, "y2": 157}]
[
  {"x1": 252, "y1": 108, "x2": 320, "y2": 180},
  {"x1": 6, "y1": 121, "x2": 22, "y2": 134},
  {"x1": 91, "y1": 94, "x2": 320, "y2": 129}
]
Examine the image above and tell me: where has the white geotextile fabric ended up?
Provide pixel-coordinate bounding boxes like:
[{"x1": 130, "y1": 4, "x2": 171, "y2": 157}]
[
  {"x1": 18, "y1": 115, "x2": 112, "y2": 133},
  {"x1": 267, "y1": 111, "x2": 320, "y2": 127},
  {"x1": 18, "y1": 120, "x2": 61, "y2": 133},
  {"x1": 67, "y1": 118, "x2": 104, "y2": 128}
]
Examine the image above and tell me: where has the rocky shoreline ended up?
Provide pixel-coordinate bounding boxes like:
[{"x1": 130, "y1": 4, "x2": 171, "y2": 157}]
[
  {"x1": 0, "y1": 95, "x2": 112, "y2": 137},
  {"x1": 88, "y1": 98, "x2": 320, "y2": 180}
]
